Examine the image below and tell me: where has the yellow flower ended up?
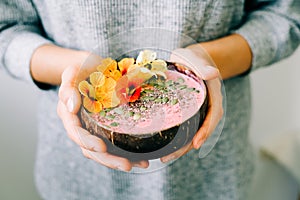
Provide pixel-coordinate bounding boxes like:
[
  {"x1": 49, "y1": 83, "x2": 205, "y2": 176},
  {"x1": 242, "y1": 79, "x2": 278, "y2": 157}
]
[
  {"x1": 78, "y1": 80, "x2": 102, "y2": 113},
  {"x1": 78, "y1": 50, "x2": 168, "y2": 112},
  {"x1": 95, "y1": 77, "x2": 120, "y2": 108},
  {"x1": 135, "y1": 50, "x2": 167, "y2": 78},
  {"x1": 97, "y1": 58, "x2": 122, "y2": 81},
  {"x1": 78, "y1": 72, "x2": 120, "y2": 113},
  {"x1": 118, "y1": 58, "x2": 135, "y2": 75},
  {"x1": 149, "y1": 59, "x2": 168, "y2": 79},
  {"x1": 82, "y1": 96, "x2": 102, "y2": 113},
  {"x1": 136, "y1": 50, "x2": 157, "y2": 65}
]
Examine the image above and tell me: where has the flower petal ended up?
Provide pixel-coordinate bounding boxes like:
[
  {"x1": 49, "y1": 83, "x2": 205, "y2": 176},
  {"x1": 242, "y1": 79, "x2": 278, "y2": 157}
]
[
  {"x1": 83, "y1": 96, "x2": 102, "y2": 113},
  {"x1": 78, "y1": 80, "x2": 95, "y2": 98},
  {"x1": 104, "y1": 77, "x2": 117, "y2": 91},
  {"x1": 109, "y1": 69, "x2": 122, "y2": 81},
  {"x1": 94, "y1": 77, "x2": 117, "y2": 99},
  {"x1": 118, "y1": 58, "x2": 135, "y2": 75},
  {"x1": 90, "y1": 72, "x2": 105, "y2": 87},
  {"x1": 129, "y1": 87, "x2": 142, "y2": 103},
  {"x1": 101, "y1": 91, "x2": 120, "y2": 108},
  {"x1": 151, "y1": 59, "x2": 167, "y2": 72},
  {"x1": 115, "y1": 76, "x2": 129, "y2": 104},
  {"x1": 97, "y1": 58, "x2": 117, "y2": 72},
  {"x1": 127, "y1": 67, "x2": 154, "y2": 86},
  {"x1": 127, "y1": 64, "x2": 139, "y2": 73},
  {"x1": 136, "y1": 50, "x2": 157, "y2": 65},
  {"x1": 152, "y1": 71, "x2": 167, "y2": 79}
]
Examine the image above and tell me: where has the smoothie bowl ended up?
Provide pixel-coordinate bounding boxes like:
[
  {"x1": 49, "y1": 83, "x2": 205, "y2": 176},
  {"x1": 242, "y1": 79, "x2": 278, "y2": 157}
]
[{"x1": 79, "y1": 50, "x2": 207, "y2": 161}]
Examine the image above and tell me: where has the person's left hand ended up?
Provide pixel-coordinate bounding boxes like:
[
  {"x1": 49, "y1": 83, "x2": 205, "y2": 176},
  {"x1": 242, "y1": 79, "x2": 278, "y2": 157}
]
[{"x1": 161, "y1": 46, "x2": 224, "y2": 163}]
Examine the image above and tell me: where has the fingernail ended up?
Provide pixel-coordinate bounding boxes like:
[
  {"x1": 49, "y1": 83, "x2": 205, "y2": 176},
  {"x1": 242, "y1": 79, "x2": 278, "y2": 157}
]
[
  {"x1": 67, "y1": 97, "x2": 74, "y2": 112},
  {"x1": 204, "y1": 65, "x2": 217, "y2": 73},
  {"x1": 205, "y1": 65, "x2": 219, "y2": 76}
]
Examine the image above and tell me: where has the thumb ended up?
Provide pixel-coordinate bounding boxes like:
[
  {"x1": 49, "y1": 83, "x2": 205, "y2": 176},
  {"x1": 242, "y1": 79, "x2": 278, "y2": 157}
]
[
  {"x1": 59, "y1": 66, "x2": 82, "y2": 113},
  {"x1": 170, "y1": 48, "x2": 220, "y2": 81},
  {"x1": 199, "y1": 65, "x2": 220, "y2": 80}
]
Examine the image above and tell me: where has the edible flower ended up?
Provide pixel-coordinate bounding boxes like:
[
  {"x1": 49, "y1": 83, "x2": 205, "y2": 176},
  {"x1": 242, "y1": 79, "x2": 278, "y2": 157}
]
[
  {"x1": 118, "y1": 58, "x2": 135, "y2": 75},
  {"x1": 78, "y1": 50, "x2": 169, "y2": 113},
  {"x1": 115, "y1": 67, "x2": 153, "y2": 104},
  {"x1": 97, "y1": 58, "x2": 122, "y2": 81},
  {"x1": 135, "y1": 50, "x2": 168, "y2": 79},
  {"x1": 79, "y1": 72, "x2": 119, "y2": 113}
]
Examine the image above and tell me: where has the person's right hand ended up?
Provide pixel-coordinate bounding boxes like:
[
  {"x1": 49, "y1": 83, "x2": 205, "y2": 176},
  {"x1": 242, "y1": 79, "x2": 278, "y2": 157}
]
[{"x1": 57, "y1": 53, "x2": 149, "y2": 172}]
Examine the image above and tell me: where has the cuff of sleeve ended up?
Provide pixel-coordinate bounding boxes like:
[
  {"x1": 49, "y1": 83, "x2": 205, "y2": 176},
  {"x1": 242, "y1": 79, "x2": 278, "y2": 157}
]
[
  {"x1": 4, "y1": 31, "x2": 53, "y2": 89},
  {"x1": 233, "y1": 13, "x2": 280, "y2": 72}
]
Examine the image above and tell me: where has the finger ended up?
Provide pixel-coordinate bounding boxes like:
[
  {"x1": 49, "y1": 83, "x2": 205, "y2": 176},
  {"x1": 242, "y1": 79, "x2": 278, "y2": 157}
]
[
  {"x1": 57, "y1": 100, "x2": 81, "y2": 127},
  {"x1": 170, "y1": 48, "x2": 220, "y2": 80},
  {"x1": 192, "y1": 107, "x2": 212, "y2": 149},
  {"x1": 82, "y1": 149, "x2": 133, "y2": 172},
  {"x1": 193, "y1": 80, "x2": 223, "y2": 149},
  {"x1": 59, "y1": 66, "x2": 82, "y2": 113},
  {"x1": 57, "y1": 101, "x2": 106, "y2": 152},
  {"x1": 160, "y1": 142, "x2": 193, "y2": 163},
  {"x1": 59, "y1": 83, "x2": 81, "y2": 113},
  {"x1": 61, "y1": 65, "x2": 80, "y2": 87}
]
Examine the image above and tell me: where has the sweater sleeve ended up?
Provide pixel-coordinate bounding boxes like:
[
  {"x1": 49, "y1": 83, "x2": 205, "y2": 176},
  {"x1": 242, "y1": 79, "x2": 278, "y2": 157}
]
[
  {"x1": 233, "y1": 0, "x2": 300, "y2": 71},
  {"x1": 0, "y1": 0, "x2": 52, "y2": 88}
]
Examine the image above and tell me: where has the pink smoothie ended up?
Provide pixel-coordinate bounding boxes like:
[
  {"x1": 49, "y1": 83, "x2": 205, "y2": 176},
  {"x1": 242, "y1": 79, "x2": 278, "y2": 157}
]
[{"x1": 92, "y1": 70, "x2": 206, "y2": 134}]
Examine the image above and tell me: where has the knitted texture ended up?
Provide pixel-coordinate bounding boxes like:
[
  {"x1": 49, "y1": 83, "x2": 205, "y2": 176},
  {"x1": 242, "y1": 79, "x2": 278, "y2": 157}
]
[{"x1": 1, "y1": 0, "x2": 299, "y2": 199}]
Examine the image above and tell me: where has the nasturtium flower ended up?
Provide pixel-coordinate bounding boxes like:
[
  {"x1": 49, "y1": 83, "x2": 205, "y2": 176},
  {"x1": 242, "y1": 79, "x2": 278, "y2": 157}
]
[
  {"x1": 118, "y1": 58, "x2": 135, "y2": 75},
  {"x1": 97, "y1": 58, "x2": 122, "y2": 81},
  {"x1": 136, "y1": 50, "x2": 157, "y2": 65},
  {"x1": 95, "y1": 77, "x2": 120, "y2": 108},
  {"x1": 147, "y1": 59, "x2": 167, "y2": 79},
  {"x1": 78, "y1": 72, "x2": 120, "y2": 113},
  {"x1": 90, "y1": 72, "x2": 105, "y2": 86},
  {"x1": 78, "y1": 80, "x2": 101, "y2": 113},
  {"x1": 95, "y1": 90, "x2": 120, "y2": 108},
  {"x1": 135, "y1": 50, "x2": 167, "y2": 78},
  {"x1": 78, "y1": 50, "x2": 169, "y2": 112},
  {"x1": 115, "y1": 67, "x2": 154, "y2": 104},
  {"x1": 78, "y1": 80, "x2": 95, "y2": 98},
  {"x1": 96, "y1": 77, "x2": 116, "y2": 93},
  {"x1": 82, "y1": 96, "x2": 102, "y2": 113}
]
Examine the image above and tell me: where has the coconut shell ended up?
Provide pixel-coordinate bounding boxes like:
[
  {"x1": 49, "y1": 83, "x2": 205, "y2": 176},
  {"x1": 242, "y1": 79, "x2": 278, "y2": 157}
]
[
  {"x1": 79, "y1": 63, "x2": 208, "y2": 161},
  {"x1": 80, "y1": 94, "x2": 207, "y2": 161}
]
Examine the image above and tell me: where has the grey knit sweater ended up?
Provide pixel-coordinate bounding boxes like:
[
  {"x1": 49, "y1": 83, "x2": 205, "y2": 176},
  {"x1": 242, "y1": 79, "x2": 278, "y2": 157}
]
[{"x1": 1, "y1": 0, "x2": 300, "y2": 200}]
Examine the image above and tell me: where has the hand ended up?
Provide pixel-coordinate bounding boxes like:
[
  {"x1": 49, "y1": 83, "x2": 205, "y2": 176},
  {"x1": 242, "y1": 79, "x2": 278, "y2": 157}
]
[
  {"x1": 161, "y1": 47, "x2": 224, "y2": 163},
  {"x1": 57, "y1": 53, "x2": 149, "y2": 171}
]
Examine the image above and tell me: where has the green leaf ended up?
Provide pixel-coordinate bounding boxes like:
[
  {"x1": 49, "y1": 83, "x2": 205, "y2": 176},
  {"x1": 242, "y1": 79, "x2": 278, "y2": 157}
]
[
  {"x1": 171, "y1": 99, "x2": 178, "y2": 105},
  {"x1": 133, "y1": 113, "x2": 141, "y2": 120},
  {"x1": 110, "y1": 122, "x2": 119, "y2": 127},
  {"x1": 105, "y1": 114, "x2": 115, "y2": 120},
  {"x1": 99, "y1": 110, "x2": 106, "y2": 117}
]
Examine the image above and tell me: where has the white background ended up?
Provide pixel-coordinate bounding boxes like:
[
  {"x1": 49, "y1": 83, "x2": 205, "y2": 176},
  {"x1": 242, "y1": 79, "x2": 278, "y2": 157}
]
[{"x1": 0, "y1": 47, "x2": 299, "y2": 199}]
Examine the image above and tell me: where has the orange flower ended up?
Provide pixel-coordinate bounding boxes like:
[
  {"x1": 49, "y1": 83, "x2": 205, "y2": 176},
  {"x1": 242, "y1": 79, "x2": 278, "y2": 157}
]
[
  {"x1": 115, "y1": 67, "x2": 153, "y2": 104},
  {"x1": 78, "y1": 80, "x2": 102, "y2": 113},
  {"x1": 78, "y1": 72, "x2": 120, "y2": 113},
  {"x1": 78, "y1": 50, "x2": 169, "y2": 111},
  {"x1": 82, "y1": 96, "x2": 102, "y2": 113},
  {"x1": 97, "y1": 58, "x2": 122, "y2": 81},
  {"x1": 95, "y1": 77, "x2": 120, "y2": 108},
  {"x1": 118, "y1": 58, "x2": 135, "y2": 75}
]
